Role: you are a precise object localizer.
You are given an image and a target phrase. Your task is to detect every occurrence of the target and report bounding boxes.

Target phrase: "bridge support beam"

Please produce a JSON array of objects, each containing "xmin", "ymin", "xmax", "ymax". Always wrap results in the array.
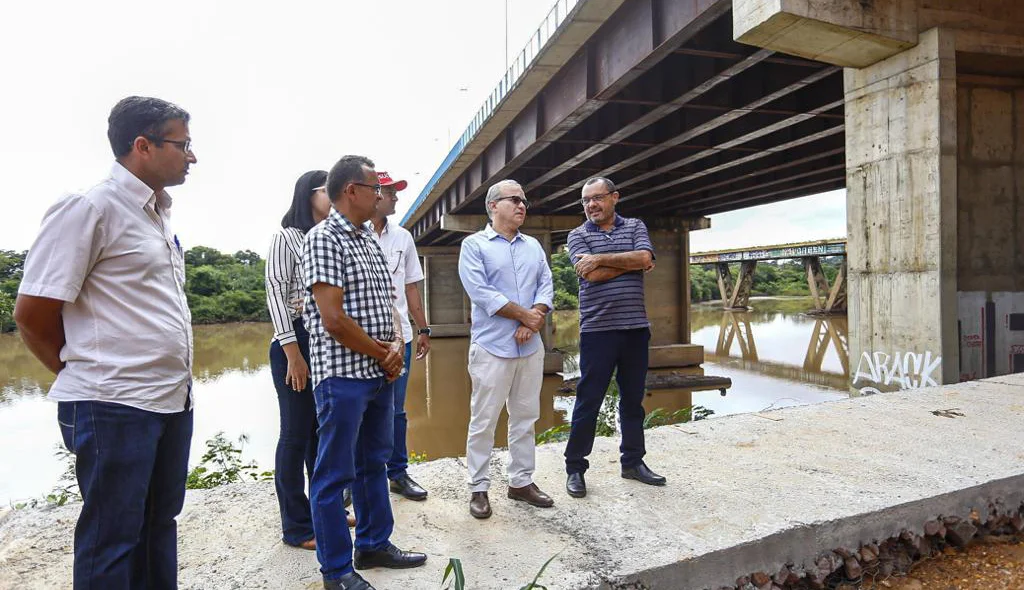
[
  {"xmin": 644, "ymin": 223, "xmax": 706, "ymax": 368},
  {"xmin": 419, "ymin": 247, "xmax": 471, "ymax": 338},
  {"xmin": 716, "ymin": 261, "xmax": 757, "ymax": 310},
  {"xmin": 736, "ymin": 0, "xmax": 1024, "ymax": 391},
  {"xmin": 803, "ymin": 257, "xmax": 847, "ymax": 314}
]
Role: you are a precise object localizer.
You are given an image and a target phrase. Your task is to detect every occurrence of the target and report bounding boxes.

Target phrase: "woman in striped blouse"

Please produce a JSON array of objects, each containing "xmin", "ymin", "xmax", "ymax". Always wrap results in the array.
[{"xmin": 266, "ymin": 169, "xmax": 331, "ymax": 550}]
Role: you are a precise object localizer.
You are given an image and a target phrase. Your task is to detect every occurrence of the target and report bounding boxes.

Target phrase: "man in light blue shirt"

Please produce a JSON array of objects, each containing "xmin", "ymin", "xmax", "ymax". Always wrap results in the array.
[{"xmin": 458, "ymin": 179, "xmax": 555, "ymax": 519}]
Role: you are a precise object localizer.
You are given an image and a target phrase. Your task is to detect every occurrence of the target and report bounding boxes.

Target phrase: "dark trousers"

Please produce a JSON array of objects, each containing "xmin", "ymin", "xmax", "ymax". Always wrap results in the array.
[
  {"xmin": 564, "ymin": 327, "xmax": 650, "ymax": 474},
  {"xmin": 269, "ymin": 318, "xmax": 318, "ymax": 546},
  {"xmin": 58, "ymin": 398, "xmax": 193, "ymax": 590},
  {"xmin": 311, "ymin": 376, "xmax": 395, "ymax": 580},
  {"xmin": 386, "ymin": 342, "xmax": 413, "ymax": 480}
]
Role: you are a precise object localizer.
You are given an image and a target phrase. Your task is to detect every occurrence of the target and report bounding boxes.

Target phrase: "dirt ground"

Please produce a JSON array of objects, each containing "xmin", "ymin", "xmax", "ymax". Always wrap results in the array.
[{"xmin": 856, "ymin": 537, "xmax": 1024, "ymax": 590}]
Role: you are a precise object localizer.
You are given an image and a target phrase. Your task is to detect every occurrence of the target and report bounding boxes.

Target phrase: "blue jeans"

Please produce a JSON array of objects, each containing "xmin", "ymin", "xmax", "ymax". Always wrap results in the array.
[
  {"xmin": 564, "ymin": 327, "xmax": 650, "ymax": 474},
  {"xmin": 58, "ymin": 399, "xmax": 193, "ymax": 590},
  {"xmin": 310, "ymin": 376, "xmax": 395, "ymax": 580},
  {"xmin": 269, "ymin": 319, "xmax": 318, "ymax": 546},
  {"xmin": 386, "ymin": 342, "xmax": 413, "ymax": 480}
]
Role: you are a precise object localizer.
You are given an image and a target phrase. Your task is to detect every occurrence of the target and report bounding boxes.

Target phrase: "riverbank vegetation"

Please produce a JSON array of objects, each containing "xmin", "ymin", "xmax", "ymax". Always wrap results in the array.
[
  {"xmin": 0, "ymin": 247, "xmax": 270, "ymax": 332},
  {"xmin": 1, "ymin": 246, "xmax": 844, "ymax": 326},
  {"xmin": 550, "ymin": 247, "xmax": 843, "ymax": 310}
]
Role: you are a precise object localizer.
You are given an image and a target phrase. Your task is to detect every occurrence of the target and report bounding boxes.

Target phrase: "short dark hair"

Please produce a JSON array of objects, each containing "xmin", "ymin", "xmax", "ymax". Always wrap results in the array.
[
  {"xmin": 281, "ymin": 170, "xmax": 328, "ymax": 233},
  {"xmin": 107, "ymin": 96, "xmax": 191, "ymax": 158},
  {"xmin": 583, "ymin": 176, "xmax": 616, "ymax": 194},
  {"xmin": 326, "ymin": 155, "xmax": 375, "ymax": 202}
]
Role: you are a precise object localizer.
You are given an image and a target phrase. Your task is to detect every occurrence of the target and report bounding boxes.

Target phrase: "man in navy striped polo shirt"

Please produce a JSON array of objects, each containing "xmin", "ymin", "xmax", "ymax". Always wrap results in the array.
[{"xmin": 563, "ymin": 177, "xmax": 667, "ymax": 498}]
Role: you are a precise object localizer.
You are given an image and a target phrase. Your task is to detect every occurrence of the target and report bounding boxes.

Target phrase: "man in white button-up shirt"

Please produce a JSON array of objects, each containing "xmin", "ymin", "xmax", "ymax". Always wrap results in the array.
[
  {"xmin": 15, "ymin": 96, "xmax": 198, "ymax": 589},
  {"xmin": 367, "ymin": 170, "xmax": 432, "ymax": 503}
]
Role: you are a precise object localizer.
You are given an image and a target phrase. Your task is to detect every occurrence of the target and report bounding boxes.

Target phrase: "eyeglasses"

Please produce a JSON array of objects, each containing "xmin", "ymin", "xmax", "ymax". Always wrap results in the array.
[
  {"xmin": 581, "ymin": 192, "xmax": 614, "ymax": 206},
  {"xmin": 352, "ymin": 182, "xmax": 383, "ymax": 195},
  {"xmin": 381, "ymin": 187, "xmax": 399, "ymax": 199},
  {"xmin": 496, "ymin": 196, "xmax": 530, "ymax": 209},
  {"xmin": 145, "ymin": 136, "xmax": 193, "ymax": 154}
]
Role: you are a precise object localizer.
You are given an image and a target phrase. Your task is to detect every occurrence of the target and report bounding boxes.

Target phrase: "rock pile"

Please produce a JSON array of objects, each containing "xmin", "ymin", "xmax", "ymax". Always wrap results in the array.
[{"xmin": 716, "ymin": 506, "xmax": 1024, "ymax": 590}]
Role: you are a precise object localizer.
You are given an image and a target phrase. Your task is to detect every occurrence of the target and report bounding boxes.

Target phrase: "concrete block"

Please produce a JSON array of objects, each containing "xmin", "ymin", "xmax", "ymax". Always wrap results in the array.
[
  {"xmin": 648, "ymin": 343, "xmax": 704, "ymax": 368},
  {"xmin": 733, "ymin": 0, "xmax": 916, "ymax": 68},
  {"xmin": 970, "ymin": 87, "xmax": 1015, "ymax": 162},
  {"xmin": 543, "ymin": 350, "xmax": 563, "ymax": 375},
  {"xmin": 429, "ymin": 323, "xmax": 471, "ymax": 338}
]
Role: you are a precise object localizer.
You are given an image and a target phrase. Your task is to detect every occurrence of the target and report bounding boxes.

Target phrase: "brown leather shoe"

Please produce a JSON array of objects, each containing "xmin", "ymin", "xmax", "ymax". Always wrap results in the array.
[
  {"xmin": 347, "ymin": 512, "xmax": 356, "ymax": 527},
  {"xmin": 507, "ymin": 483, "xmax": 554, "ymax": 508},
  {"xmin": 469, "ymin": 491, "xmax": 491, "ymax": 519}
]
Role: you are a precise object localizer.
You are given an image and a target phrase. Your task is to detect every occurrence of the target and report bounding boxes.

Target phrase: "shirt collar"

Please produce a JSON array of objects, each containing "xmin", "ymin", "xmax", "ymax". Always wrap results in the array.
[
  {"xmin": 584, "ymin": 213, "xmax": 625, "ymax": 233},
  {"xmin": 364, "ymin": 217, "xmax": 391, "ymax": 236},
  {"xmin": 110, "ymin": 162, "xmax": 163, "ymax": 210},
  {"xmin": 483, "ymin": 223, "xmax": 523, "ymax": 243},
  {"xmin": 329, "ymin": 208, "xmax": 370, "ymax": 236}
]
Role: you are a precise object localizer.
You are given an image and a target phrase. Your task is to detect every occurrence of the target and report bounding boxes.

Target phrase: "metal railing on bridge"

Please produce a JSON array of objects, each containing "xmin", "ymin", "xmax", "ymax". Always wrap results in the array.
[
  {"xmin": 689, "ymin": 238, "xmax": 848, "ymax": 313},
  {"xmin": 401, "ymin": 0, "xmax": 581, "ymax": 226},
  {"xmin": 689, "ymin": 238, "xmax": 846, "ymax": 264}
]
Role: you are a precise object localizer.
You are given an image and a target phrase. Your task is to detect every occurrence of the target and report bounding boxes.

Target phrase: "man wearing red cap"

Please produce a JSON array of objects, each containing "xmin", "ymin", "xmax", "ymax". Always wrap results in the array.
[{"xmin": 367, "ymin": 171, "xmax": 432, "ymax": 501}]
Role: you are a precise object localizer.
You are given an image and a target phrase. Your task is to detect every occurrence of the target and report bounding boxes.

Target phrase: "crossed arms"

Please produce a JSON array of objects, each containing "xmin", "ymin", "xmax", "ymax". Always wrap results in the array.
[{"xmin": 573, "ymin": 250, "xmax": 654, "ymax": 283}]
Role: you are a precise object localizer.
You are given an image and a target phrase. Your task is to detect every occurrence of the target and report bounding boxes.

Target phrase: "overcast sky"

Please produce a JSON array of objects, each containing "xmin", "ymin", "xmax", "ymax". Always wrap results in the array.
[{"xmin": 1, "ymin": 0, "xmax": 845, "ymax": 255}]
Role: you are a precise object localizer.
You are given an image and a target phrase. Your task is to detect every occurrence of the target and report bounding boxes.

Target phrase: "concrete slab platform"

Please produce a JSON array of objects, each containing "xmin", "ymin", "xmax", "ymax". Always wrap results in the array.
[{"xmin": 1, "ymin": 375, "xmax": 1023, "ymax": 589}]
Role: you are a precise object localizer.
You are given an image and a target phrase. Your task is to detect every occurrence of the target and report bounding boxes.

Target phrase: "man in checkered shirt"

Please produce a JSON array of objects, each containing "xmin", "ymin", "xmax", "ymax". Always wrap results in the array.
[{"xmin": 302, "ymin": 155, "xmax": 427, "ymax": 590}]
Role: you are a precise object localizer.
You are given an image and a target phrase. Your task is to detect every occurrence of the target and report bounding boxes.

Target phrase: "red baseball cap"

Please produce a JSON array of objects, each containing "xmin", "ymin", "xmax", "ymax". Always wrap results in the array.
[{"xmin": 377, "ymin": 171, "xmax": 408, "ymax": 191}]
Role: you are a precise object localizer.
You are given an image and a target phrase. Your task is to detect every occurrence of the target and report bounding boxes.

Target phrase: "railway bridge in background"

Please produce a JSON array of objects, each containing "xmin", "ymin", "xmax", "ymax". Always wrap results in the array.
[
  {"xmin": 690, "ymin": 238, "xmax": 847, "ymax": 312},
  {"xmin": 401, "ymin": 0, "xmax": 1024, "ymax": 390}
]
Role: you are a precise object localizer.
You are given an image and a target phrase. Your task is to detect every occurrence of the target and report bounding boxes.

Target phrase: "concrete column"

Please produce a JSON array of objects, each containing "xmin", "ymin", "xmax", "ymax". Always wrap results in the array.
[
  {"xmin": 845, "ymin": 28, "xmax": 960, "ymax": 391},
  {"xmin": 735, "ymin": 1, "xmax": 1024, "ymax": 391},
  {"xmin": 419, "ymin": 246, "xmax": 470, "ymax": 338},
  {"xmin": 642, "ymin": 218, "xmax": 709, "ymax": 368},
  {"xmin": 520, "ymin": 228, "xmax": 564, "ymax": 374}
]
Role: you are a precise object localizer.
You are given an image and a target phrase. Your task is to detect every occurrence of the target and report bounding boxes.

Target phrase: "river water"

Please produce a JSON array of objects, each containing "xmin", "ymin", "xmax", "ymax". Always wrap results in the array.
[{"xmin": 0, "ymin": 297, "xmax": 849, "ymax": 505}]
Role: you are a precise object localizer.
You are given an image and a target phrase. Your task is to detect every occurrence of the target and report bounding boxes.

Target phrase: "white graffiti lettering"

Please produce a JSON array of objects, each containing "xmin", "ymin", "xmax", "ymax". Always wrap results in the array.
[{"xmin": 852, "ymin": 350, "xmax": 942, "ymax": 393}]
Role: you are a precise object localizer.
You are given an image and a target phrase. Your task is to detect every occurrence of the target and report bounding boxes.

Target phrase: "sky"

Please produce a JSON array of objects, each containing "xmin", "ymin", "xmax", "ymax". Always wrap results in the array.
[{"xmin": 0, "ymin": 0, "xmax": 845, "ymax": 255}]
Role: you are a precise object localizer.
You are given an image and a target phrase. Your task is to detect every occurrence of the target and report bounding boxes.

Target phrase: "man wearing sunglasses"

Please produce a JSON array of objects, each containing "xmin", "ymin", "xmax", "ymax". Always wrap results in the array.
[
  {"xmin": 366, "ymin": 170, "xmax": 431, "ymax": 502},
  {"xmin": 15, "ymin": 96, "xmax": 197, "ymax": 588},
  {"xmin": 563, "ymin": 176, "xmax": 665, "ymax": 499},
  {"xmin": 458, "ymin": 179, "xmax": 555, "ymax": 519}
]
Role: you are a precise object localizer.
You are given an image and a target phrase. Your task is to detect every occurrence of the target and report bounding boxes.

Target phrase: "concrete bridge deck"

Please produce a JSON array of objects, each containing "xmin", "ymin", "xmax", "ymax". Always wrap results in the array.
[{"xmin": 3, "ymin": 374, "xmax": 1023, "ymax": 589}]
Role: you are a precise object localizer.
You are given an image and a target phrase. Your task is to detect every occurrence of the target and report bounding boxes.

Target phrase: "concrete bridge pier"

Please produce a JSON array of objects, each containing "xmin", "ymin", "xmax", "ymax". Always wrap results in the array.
[
  {"xmin": 716, "ymin": 260, "xmax": 757, "ymax": 310},
  {"xmin": 735, "ymin": 0, "xmax": 1024, "ymax": 391},
  {"xmin": 641, "ymin": 217, "xmax": 711, "ymax": 368},
  {"xmin": 418, "ymin": 246, "xmax": 471, "ymax": 338},
  {"xmin": 803, "ymin": 256, "xmax": 847, "ymax": 314}
]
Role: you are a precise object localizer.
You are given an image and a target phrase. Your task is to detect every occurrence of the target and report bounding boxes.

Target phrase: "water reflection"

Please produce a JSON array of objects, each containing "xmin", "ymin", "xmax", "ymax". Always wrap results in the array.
[
  {"xmin": 0, "ymin": 332, "xmax": 57, "ymax": 402},
  {"xmin": 692, "ymin": 298, "xmax": 850, "ymax": 391},
  {"xmin": 192, "ymin": 323, "xmax": 274, "ymax": 382}
]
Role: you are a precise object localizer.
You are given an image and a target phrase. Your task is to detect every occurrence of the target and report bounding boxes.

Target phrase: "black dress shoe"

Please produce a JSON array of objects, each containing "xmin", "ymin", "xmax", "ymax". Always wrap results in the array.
[
  {"xmin": 353, "ymin": 543, "xmax": 428, "ymax": 570},
  {"xmin": 324, "ymin": 571, "xmax": 375, "ymax": 590},
  {"xmin": 389, "ymin": 474, "xmax": 428, "ymax": 501},
  {"xmin": 621, "ymin": 462, "xmax": 667, "ymax": 486},
  {"xmin": 566, "ymin": 472, "xmax": 587, "ymax": 498}
]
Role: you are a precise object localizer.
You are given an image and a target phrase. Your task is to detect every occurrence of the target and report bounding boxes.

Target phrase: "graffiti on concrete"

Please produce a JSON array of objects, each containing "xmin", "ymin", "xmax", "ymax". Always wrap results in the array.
[{"xmin": 852, "ymin": 350, "xmax": 942, "ymax": 395}]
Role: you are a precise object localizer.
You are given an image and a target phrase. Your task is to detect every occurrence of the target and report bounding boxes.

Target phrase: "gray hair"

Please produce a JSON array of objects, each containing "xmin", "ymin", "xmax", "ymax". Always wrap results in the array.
[
  {"xmin": 484, "ymin": 179, "xmax": 523, "ymax": 219},
  {"xmin": 582, "ymin": 176, "xmax": 616, "ymax": 195}
]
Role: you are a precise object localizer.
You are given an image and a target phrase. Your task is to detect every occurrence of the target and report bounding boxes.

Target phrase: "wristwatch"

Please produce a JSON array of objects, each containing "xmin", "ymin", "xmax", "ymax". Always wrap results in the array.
[{"xmin": 417, "ymin": 327, "xmax": 432, "ymax": 336}]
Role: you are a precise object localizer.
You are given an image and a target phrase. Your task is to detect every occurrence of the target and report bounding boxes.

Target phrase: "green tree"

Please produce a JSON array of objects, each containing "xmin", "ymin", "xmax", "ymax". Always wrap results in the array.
[
  {"xmin": 233, "ymin": 250, "xmax": 261, "ymax": 266},
  {"xmin": 187, "ymin": 266, "xmax": 228, "ymax": 297},
  {"xmin": 0, "ymin": 291, "xmax": 14, "ymax": 333},
  {"xmin": 550, "ymin": 248, "xmax": 579, "ymax": 310},
  {"xmin": 184, "ymin": 246, "xmax": 231, "ymax": 267}
]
